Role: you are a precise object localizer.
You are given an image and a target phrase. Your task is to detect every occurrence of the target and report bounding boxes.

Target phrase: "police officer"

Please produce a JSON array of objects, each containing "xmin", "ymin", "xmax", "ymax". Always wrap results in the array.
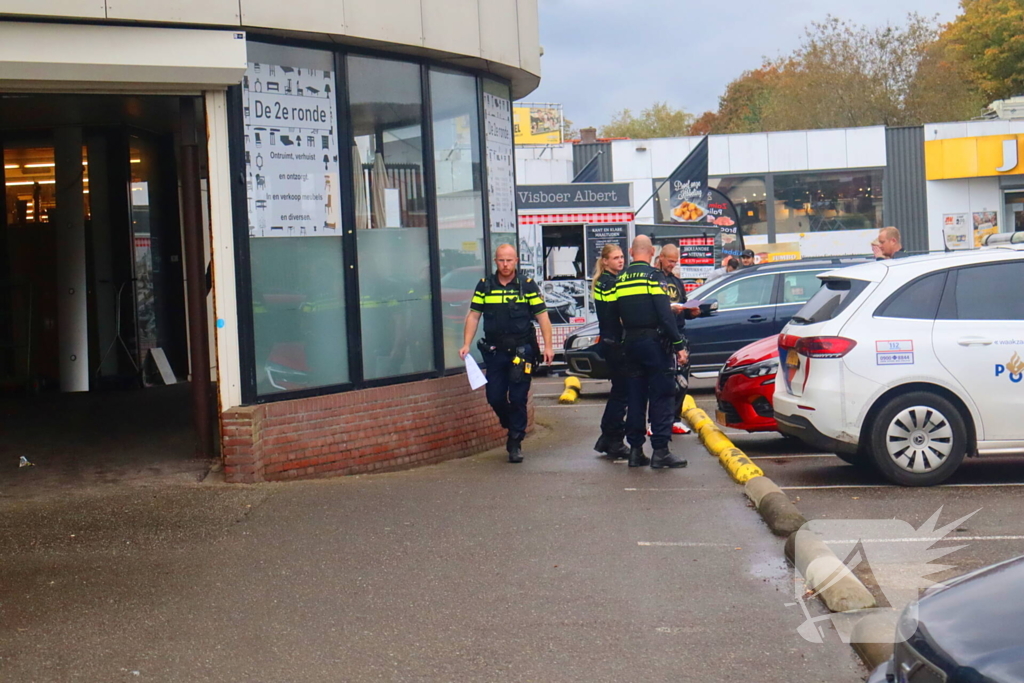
[
  {"xmin": 610, "ymin": 235, "xmax": 689, "ymax": 469},
  {"xmin": 591, "ymin": 243, "xmax": 629, "ymax": 459},
  {"xmin": 460, "ymin": 244, "xmax": 554, "ymax": 463},
  {"xmin": 654, "ymin": 244, "xmax": 694, "ymax": 436}
]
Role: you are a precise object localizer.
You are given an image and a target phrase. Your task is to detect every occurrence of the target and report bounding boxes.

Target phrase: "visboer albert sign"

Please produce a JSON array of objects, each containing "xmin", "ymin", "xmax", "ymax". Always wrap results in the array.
[{"xmin": 517, "ymin": 183, "xmax": 633, "ymax": 211}]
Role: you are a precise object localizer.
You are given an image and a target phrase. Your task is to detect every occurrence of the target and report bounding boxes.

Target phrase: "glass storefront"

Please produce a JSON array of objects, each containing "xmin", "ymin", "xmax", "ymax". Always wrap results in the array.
[
  {"xmin": 235, "ymin": 40, "xmax": 515, "ymax": 401},
  {"xmin": 773, "ymin": 170, "xmax": 883, "ymax": 234},
  {"xmin": 653, "ymin": 169, "xmax": 883, "ymax": 238}
]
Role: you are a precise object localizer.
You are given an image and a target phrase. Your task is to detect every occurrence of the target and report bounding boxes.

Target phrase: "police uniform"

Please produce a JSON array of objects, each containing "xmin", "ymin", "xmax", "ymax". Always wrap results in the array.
[
  {"xmin": 593, "ymin": 271, "xmax": 629, "ymax": 458},
  {"xmin": 470, "ymin": 272, "xmax": 546, "ymax": 462},
  {"xmin": 610, "ymin": 260, "xmax": 688, "ymax": 468},
  {"xmin": 654, "ymin": 268, "xmax": 692, "ymax": 432}
]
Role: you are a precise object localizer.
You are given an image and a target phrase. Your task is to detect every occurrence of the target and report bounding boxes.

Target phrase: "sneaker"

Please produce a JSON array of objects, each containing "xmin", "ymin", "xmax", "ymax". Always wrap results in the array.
[{"xmin": 672, "ymin": 421, "xmax": 692, "ymax": 435}]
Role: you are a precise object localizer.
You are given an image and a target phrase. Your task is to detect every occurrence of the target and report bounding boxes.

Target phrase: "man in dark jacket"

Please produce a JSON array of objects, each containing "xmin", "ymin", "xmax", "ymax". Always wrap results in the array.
[{"xmin": 654, "ymin": 244, "xmax": 695, "ymax": 436}]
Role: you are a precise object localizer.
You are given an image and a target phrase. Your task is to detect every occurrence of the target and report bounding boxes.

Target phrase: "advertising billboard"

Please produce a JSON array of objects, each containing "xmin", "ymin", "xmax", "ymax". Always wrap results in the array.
[{"xmin": 513, "ymin": 104, "xmax": 563, "ymax": 145}]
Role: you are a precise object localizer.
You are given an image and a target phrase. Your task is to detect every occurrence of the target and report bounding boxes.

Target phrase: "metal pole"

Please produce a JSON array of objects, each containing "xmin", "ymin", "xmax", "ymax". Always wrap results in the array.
[{"xmin": 179, "ymin": 97, "xmax": 214, "ymax": 458}]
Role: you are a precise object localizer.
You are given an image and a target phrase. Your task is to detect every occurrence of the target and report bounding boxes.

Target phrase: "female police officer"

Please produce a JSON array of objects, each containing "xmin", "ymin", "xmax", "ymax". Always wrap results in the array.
[
  {"xmin": 460, "ymin": 244, "xmax": 554, "ymax": 463},
  {"xmin": 591, "ymin": 244, "xmax": 630, "ymax": 459}
]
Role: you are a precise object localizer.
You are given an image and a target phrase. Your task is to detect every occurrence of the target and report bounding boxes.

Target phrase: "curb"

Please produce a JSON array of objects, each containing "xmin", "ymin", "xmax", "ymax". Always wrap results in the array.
[
  {"xmin": 559, "ymin": 376, "xmax": 581, "ymax": 404},
  {"xmin": 784, "ymin": 528, "xmax": 877, "ymax": 613},
  {"xmin": 744, "ymin": 476, "xmax": 807, "ymax": 537},
  {"xmin": 679, "ymin": 397, "xmax": 763, "ymax": 483},
  {"xmin": 679, "ymin": 399, "xmax": 890, "ymax": 670},
  {"xmin": 849, "ymin": 610, "xmax": 900, "ymax": 670}
]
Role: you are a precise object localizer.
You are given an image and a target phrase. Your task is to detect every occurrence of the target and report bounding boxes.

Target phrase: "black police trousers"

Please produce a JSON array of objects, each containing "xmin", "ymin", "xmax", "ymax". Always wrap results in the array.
[
  {"xmin": 624, "ymin": 336, "xmax": 675, "ymax": 450},
  {"xmin": 599, "ymin": 341, "xmax": 628, "ymax": 441},
  {"xmin": 483, "ymin": 348, "xmax": 532, "ymax": 443}
]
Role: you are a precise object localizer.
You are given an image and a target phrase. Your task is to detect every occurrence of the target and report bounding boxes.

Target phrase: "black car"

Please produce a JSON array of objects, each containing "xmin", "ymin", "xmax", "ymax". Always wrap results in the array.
[
  {"xmin": 868, "ymin": 554, "xmax": 1024, "ymax": 683},
  {"xmin": 563, "ymin": 257, "xmax": 871, "ymax": 378}
]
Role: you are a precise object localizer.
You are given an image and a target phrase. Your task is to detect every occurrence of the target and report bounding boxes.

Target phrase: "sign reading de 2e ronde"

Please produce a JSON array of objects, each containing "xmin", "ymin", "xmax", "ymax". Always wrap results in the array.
[{"xmin": 517, "ymin": 183, "xmax": 633, "ymax": 211}]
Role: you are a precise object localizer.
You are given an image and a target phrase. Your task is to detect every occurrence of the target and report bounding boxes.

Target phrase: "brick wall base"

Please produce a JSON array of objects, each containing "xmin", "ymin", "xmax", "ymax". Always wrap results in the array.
[{"xmin": 221, "ymin": 374, "xmax": 534, "ymax": 483}]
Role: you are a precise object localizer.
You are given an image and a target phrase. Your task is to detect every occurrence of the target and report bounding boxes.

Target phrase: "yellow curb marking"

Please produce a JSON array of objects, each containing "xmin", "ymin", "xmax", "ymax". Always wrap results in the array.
[{"xmin": 681, "ymin": 405, "xmax": 764, "ymax": 484}]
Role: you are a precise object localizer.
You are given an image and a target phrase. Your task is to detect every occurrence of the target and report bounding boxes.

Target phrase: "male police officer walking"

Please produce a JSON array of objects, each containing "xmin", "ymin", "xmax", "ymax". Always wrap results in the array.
[
  {"xmin": 460, "ymin": 244, "xmax": 554, "ymax": 463},
  {"xmin": 610, "ymin": 236, "xmax": 689, "ymax": 469}
]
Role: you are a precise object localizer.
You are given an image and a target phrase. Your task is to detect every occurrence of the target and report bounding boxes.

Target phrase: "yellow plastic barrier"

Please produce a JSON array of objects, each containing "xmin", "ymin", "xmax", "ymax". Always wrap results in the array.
[
  {"xmin": 559, "ymin": 376, "xmax": 582, "ymax": 404},
  {"xmin": 679, "ymin": 406, "xmax": 765, "ymax": 484}
]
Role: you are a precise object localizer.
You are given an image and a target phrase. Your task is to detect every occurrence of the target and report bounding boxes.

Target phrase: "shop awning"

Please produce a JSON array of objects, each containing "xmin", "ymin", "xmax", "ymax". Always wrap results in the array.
[{"xmin": 0, "ymin": 21, "xmax": 247, "ymax": 93}]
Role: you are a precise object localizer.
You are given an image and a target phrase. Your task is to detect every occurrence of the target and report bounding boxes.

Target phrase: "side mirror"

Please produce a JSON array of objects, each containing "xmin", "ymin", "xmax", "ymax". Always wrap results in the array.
[{"xmin": 699, "ymin": 299, "xmax": 719, "ymax": 317}]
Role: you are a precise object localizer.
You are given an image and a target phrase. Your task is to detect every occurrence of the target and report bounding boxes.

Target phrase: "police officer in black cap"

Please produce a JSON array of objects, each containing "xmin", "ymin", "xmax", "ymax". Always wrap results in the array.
[
  {"xmin": 610, "ymin": 235, "xmax": 689, "ymax": 469},
  {"xmin": 460, "ymin": 244, "xmax": 554, "ymax": 463}
]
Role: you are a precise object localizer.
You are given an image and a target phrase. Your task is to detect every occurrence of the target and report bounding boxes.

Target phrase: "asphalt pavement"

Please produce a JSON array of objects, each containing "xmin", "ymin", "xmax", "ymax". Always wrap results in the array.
[
  {"xmin": 685, "ymin": 378, "xmax": 1024, "ymax": 590},
  {"xmin": 0, "ymin": 375, "xmax": 867, "ymax": 682}
]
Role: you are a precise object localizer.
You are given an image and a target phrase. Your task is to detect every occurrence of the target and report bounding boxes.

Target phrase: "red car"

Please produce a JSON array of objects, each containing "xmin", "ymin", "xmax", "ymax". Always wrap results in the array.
[{"xmin": 714, "ymin": 334, "xmax": 780, "ymax": 433}]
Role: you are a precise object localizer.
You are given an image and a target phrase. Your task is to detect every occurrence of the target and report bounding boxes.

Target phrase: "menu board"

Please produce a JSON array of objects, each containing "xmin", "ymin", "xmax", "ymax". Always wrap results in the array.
[
  {"xmin": 484, "ymin": 91, "xmax": 516, "ymax": 234},
  {"xmin": 585, "ymin": 224, "xmax": 628, "ymax": 269},
  {"xmin": 677, "ymin": 236, "xmax": 716, "ymax": 280},
  {"xmin": 242, "ymin": 58, "xmax": 341, "ymax": 238}
]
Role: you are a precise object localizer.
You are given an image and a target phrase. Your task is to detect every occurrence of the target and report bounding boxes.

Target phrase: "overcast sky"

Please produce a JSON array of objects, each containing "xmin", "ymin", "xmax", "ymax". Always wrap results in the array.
[{"xmin": 526, "ymin": 0, "xmax": 963, "ymax": 129}]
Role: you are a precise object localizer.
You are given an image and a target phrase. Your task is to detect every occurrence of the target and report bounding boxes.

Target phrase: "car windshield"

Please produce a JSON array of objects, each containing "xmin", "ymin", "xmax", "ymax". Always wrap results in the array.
[{"xmin": 790, "ymin": 277, "xmax": 869, "ymax": 324}]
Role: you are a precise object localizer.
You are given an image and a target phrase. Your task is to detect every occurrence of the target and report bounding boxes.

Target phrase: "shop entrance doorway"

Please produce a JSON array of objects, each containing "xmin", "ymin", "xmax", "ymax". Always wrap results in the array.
[{"xmin": 0, "ymin": 95, "xmax": 212, "ymax": 491}]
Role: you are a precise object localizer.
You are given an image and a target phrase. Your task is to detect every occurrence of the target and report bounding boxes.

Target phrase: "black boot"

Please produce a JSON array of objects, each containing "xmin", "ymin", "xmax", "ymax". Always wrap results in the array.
[
  {"xmin": 650, "ymin": 447, "xmax": 687, "ymax": 469},
  {"xmin": 605, "ymin": 440, "xmax": 630, "ymax": 459},
  {"xmin": 507, "ymin": 437, "xmax": 523, "ymax": 464},
  {"xmin": 628, "ymin": 446, "xmax": 650, "ymax": 468},
  {"xmin": 594, "ymin": 434, "xmax": 610, "ymax": 454}
]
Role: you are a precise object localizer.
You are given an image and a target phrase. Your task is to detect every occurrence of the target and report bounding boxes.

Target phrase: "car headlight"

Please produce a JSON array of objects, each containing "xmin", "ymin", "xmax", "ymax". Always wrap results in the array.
[
  {"xmin": 570, "ymin": 334, "xmax": 600, "ymax": 349},
  {"xmin": 741, "ymin": 359, "xmax": 779, "ymax": 378}
]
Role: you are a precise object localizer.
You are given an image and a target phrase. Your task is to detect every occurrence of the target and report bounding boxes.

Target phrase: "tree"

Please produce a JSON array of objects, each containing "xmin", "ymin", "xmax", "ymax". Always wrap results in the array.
[
  {"xmin": 708, "ymin": 63, "xmax": 784, "ymax": 133},
  {"xmin": 944, "ymin": 0, "xmax": 1024, "ymax": 101},
  {"xmin": 561, "ymin": 116, "xmax": 579, "ymax": 141},
  {"xmin": 701, "ymin": 13, "xmax": 982, "ymax": 133},
  {"xmin": 600, "ymin": 102, "xmax": 695, "ymax": 139}
]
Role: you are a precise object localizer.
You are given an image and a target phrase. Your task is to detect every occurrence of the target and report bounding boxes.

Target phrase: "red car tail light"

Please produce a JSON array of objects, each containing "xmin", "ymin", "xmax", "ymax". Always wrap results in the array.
[{"xmin": 794, "ymin": 336, "xmax": 857, "ymax": 359}]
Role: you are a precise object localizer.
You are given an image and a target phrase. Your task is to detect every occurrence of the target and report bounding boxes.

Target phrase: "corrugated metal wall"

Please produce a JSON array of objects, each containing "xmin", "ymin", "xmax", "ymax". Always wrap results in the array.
[
  {"xmin": 572, "ymin": 142, "xmax": 613, "ymax": 182},
  {"xmin": 883, "ymin": 126, "xmax": 929, "ymax": 254}
]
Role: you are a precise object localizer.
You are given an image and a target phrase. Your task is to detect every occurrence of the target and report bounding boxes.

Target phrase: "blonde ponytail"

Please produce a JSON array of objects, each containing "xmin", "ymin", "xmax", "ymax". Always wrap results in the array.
[{"xmin": 592, "ymin": 244, "xmax": 624, "ymax": 293}]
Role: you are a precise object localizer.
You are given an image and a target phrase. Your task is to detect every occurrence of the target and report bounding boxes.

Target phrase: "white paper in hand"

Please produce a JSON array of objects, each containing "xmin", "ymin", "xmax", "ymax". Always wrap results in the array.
[{"xmin": 465, "ymin": 354, "xmax": 487, "ymax": 390}]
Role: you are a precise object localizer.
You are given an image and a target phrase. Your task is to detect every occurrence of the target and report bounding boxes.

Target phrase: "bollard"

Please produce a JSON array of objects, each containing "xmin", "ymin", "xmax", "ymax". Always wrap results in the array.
[{"xmin": 559, "ymin": 376, "xmax": 582, "ymax": 404}]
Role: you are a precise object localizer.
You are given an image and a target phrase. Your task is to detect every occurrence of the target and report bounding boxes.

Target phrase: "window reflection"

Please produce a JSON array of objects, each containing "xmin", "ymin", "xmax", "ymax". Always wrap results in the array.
[
  {"xmin": 774, "ymin": 170, "xmax": 883, "ymax": 234},
  {"xmin": 654, "ymin": 175, "xmax": 767, "ymax": 236},
  {"xmin": 348, "ymin": 55, "xmax": 434, "ymax": 380},
  {"xmin": 430, "ymin": 68, "xmax": 486, "ymax": 369}
]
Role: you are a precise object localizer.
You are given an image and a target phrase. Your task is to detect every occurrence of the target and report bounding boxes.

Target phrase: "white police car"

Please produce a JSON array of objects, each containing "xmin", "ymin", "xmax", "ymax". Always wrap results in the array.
[{"xmin": 774, "ymin": 235, "xmax": 1024, "ymax": 486}]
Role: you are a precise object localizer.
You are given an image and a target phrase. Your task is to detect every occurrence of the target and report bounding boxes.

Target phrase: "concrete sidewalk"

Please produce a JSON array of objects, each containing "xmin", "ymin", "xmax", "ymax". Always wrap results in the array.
[{"xmin": 0, "ymin": 397, "xmax": 864, "ymax": 682}]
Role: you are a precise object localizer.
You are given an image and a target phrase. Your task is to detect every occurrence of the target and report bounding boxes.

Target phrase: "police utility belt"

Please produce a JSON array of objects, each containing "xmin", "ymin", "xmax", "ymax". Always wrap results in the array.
[{"xmin": 477, "ymin": 334, "xmax": 534, "ymax": 382}]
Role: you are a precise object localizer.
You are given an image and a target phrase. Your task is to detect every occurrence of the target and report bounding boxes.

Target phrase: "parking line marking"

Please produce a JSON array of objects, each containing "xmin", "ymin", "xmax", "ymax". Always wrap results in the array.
[
  {"xmin": 746, "ymin": 454, "xmax": 838, "ymax": 460},
  {"xmin": 821, "ymin": 535, "xmax": 1024, "ymax": 544},
  {"xmin": 624, "ymin": 488, "xmax": 726, "ymax": 492},
  {"xmin": 638, "ymin": 541, "xmax": 736, "ymax": 547},
  {"xmin": 780, "ymin": 483, "xmax": 1024, "ymax": 490}
]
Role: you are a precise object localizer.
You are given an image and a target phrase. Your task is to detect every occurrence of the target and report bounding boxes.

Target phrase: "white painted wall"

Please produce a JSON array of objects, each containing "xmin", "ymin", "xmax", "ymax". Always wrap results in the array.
[
  {"xmin": 925, "ymin": 177, "xmax": 1003, "ymax": 252},
  {"xmin": 514, "ymin": 144, "xmax": 573, "ymax": 185},
  {"xmin": 0, "ymin": 0, "xmax": 541, "ymax": 96},
  {"xmin": 923, "ymin": 119, "xmax": 1024, "ymax": 141}
]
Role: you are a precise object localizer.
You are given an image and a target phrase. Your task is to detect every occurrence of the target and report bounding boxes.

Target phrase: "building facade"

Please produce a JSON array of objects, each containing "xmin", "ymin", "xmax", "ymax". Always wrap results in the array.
[{"xmin": 0, "ymin": 1, "xmax": 541, "ymax": 482}]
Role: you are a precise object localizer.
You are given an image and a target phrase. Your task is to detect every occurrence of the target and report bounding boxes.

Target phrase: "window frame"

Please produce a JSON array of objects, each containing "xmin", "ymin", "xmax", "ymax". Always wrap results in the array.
[
  {"xmin": 874, "ymin": 271, "xmax": 948, "ymax": 321},
  {"xmin": 229, "ymin": 36, "xmax": 516, "ymax": 405},
  {"xmin": 706, "ymin": 272, "xmax": 777, "ymax": 312}
]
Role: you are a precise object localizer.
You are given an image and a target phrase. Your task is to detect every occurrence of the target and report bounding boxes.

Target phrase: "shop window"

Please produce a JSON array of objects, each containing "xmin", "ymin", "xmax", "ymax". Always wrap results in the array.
[
  {"xmin": 348, "ymin": 55, "xmax": 434, "ymax": 380},
  {"xmin": 773, "ymin": 170, "xmax": 883, "ymax": 234},
  {"xmin": 653, "ymin": 175, "xmax": 768, "ymax": 236},
  {"xmin": 242, "ymin": 42, "xmax": 348, "ymax": 395},
  {"xmin": 540, "ymin": 225, "xmax": 587, "ymax": 325},
  {"xmin": 430, "ymin": 69, "xmax": 486, "ymax": 370}
]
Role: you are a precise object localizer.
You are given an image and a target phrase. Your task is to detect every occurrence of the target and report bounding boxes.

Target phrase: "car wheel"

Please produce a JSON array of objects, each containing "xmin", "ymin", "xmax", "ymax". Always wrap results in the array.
[{"xmin": 868, "ymin": 391, "xmax": 967, "ymax": 486}]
